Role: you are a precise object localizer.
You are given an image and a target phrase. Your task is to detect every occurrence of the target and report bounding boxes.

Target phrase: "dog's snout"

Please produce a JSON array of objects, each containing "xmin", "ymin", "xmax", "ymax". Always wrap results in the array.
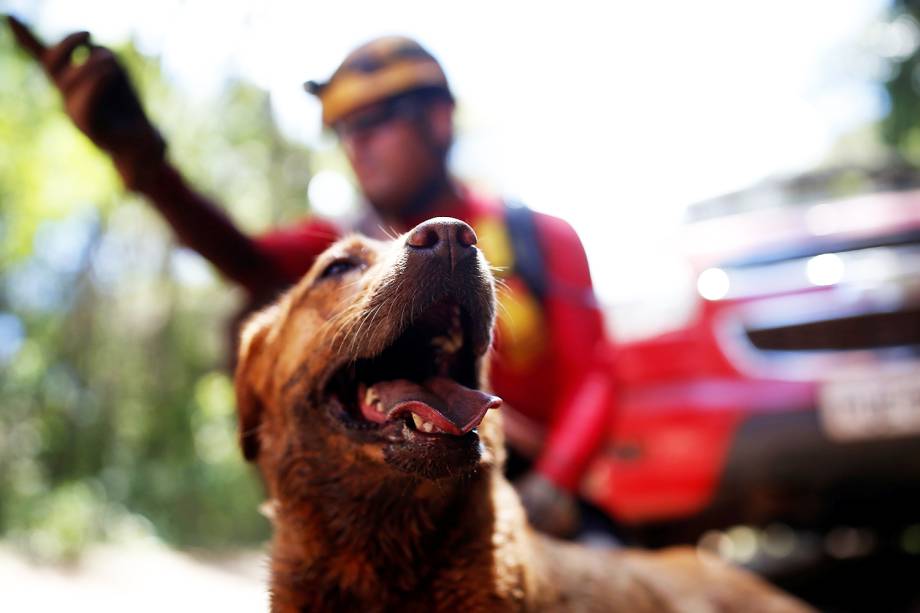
[{"xmin": 406, "ymin": 217, "xmax": 478, "ymax": 270}]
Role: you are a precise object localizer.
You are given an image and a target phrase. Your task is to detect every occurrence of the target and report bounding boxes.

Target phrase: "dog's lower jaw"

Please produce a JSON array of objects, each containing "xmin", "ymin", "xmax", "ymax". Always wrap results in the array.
[
  {"xmin": 380, "ymin": 431, "xmax": 485, "ymax": 479},
  {"xmin": 266, "ymin": 468, "xmax": 536, "ymax": 613}
]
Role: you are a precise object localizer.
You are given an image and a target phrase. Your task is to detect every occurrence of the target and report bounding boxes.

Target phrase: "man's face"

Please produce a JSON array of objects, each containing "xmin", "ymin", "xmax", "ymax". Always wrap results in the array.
[{"xmin": 335, "ymin": 97, "xmax": 449, "ymax": 220}]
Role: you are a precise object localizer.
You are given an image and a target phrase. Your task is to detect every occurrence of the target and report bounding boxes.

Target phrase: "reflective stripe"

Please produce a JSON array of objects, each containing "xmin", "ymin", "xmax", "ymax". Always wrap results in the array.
[{"xmin": 474, "ymin": 217, "xmax": 547, "ymax": 369}]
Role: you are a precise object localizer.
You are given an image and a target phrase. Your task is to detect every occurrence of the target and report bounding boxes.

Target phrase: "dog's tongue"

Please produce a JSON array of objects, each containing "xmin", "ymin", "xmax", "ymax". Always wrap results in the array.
[{"xmin": 361, "ymin": 377, "xmax": 501, "ymax": 435}]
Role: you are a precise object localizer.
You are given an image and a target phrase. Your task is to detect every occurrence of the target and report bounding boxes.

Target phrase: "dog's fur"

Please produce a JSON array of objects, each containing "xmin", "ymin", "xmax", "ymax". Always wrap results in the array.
[{"xmin": 234, "ymin": 219, "xmax": 811, "ymax": 612}]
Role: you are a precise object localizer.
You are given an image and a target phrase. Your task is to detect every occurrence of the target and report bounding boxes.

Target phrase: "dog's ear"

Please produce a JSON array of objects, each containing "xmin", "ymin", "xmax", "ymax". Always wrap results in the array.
[{"xmin": 234, "ymin": 305, "xmax": 278, "ymax": 462}]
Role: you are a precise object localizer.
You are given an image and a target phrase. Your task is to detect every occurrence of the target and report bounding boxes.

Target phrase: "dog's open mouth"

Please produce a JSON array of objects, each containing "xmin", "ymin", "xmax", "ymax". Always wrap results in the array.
[{"xmin": 325, "ymin": 298, "xmax": 501, "ymax": 438}]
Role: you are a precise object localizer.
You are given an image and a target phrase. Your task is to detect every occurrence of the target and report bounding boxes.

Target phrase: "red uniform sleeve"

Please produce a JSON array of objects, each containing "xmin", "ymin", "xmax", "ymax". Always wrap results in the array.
[
  {"xmin": 531, "ymin": 214, "xmax": 616, "ymax": 492},
  {"xmin": 254, "ymin": 218, "xmax": 342, "ymax": 285}
]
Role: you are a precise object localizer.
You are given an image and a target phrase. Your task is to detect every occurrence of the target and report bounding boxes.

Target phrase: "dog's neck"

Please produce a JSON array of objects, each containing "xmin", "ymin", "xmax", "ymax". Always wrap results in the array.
[{"xmin": 267, "ymin": 462, "xmax": 502, "ymax": 611}]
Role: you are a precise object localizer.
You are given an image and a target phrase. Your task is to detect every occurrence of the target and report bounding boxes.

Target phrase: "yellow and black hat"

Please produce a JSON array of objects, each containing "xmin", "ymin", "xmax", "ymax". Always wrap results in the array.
[{"xmin": 305, "ymin": 36, "xmax": 452, "ymax": 126}]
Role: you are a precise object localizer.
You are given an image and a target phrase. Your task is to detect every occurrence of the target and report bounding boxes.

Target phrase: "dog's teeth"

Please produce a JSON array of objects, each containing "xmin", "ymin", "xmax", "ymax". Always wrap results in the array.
[
  {"xmin": 411, "ymin": 413, "xmax": 434, "ymax": 432},
  {"xmin": 364, "ymin": 387, "xmax": 379, "ymax": 407}
]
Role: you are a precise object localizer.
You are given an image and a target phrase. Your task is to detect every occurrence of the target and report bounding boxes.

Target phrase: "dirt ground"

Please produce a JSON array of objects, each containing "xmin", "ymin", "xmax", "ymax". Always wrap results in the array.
[
  {"xmin": 0, "ymin": 543, "xmax": 269, "ymax": 611},
  {"xmin": 5, "ymin": 540, "xmax": 918, "ymax": 612}
]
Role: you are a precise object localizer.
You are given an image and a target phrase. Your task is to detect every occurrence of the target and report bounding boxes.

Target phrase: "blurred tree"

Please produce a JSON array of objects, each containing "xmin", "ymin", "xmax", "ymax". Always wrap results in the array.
[
  {"xmin": 0, "ymin": 24, "xmax": 319, "ymax": 559},
  {"xmin": 882, "ymin": 0, "xmax": 920, "ymax": 162},
  {"xmin": 780, "ymin": 1, "xmax": 920, "ymax": 200}
]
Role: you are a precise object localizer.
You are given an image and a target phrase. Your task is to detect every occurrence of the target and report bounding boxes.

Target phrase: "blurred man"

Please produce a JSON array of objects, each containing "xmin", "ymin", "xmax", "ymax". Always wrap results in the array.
[{"xmin": 10, "ymin": 18, "xmax": 616, "ymax": 537}]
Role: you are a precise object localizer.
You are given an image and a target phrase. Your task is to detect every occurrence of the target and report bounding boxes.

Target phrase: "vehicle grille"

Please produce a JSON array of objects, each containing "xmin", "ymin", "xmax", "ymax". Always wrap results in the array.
[{"xmin": 746, "ymin": 307, "xmax": 920, "ymax": 351}]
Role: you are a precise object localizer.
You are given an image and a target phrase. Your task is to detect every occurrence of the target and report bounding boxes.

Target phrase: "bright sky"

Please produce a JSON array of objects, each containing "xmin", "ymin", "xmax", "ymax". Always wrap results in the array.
[{"xmin": 5, "ymin": 0, "xmax": 892, "ymax": 305}]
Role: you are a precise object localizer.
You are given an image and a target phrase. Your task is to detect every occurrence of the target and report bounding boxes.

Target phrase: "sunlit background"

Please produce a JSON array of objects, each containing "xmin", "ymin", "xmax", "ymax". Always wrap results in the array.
[
  {"xmin": 2, "ymin": 0, "xmax": 919, "ymax": 609},
  {"xmin": 5, "ymin": 0, "xmax": 903, "ymax": 303}
]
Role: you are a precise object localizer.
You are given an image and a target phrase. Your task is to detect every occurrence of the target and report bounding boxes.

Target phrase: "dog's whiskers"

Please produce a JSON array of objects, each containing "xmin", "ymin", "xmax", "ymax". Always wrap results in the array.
[{"xmin": 378, "ymin": 224, "xmax": 402, "ymax": 241}]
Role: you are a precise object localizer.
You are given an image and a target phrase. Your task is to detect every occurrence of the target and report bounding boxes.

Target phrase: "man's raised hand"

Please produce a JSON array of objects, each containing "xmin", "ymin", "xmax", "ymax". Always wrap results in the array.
[{"xmin": 7, "ymin": 15, "xmax": 165, "ymax": 186}]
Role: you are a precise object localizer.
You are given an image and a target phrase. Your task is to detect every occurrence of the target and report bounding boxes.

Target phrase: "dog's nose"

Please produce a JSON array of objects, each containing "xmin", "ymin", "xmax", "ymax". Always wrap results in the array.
[{"xmin": 406, "ymin": 217, "xmax": 478, "ymax": 270}]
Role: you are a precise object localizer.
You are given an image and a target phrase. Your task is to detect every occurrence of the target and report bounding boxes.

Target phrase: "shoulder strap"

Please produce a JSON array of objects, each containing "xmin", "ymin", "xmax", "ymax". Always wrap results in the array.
[{"xmin": 504, "ymin": 200, "xmax": 548, "ymax": 304}]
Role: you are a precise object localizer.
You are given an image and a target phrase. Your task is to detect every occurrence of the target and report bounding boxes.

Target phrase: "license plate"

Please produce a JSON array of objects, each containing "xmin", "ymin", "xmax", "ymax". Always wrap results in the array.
[{"xmin": 819, "ymin": 366, "xmax": 920, "ymax": 442}]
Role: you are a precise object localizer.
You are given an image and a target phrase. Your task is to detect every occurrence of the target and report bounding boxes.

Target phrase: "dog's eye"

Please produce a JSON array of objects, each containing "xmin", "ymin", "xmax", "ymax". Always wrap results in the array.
[{"xmin": 319, "ymin": 258, "xmax": 359, "ymax": 279}]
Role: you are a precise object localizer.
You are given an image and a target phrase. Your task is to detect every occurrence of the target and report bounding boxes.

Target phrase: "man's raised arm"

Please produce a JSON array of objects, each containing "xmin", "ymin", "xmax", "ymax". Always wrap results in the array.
[{"xmin": 7, "ymin": 16, "xmax": 287, "ymax": 299}]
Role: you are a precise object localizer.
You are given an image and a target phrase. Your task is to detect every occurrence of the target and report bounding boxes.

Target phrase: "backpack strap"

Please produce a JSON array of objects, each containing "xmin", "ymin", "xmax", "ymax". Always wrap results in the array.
[{"xmin": 504, "ymin": 200, "xmax": 548, "ymax": 304}]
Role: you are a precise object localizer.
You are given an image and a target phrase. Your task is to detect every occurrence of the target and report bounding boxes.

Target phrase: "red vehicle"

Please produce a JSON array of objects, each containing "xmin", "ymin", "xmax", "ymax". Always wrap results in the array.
[{"xmin": 582, "ymin": 170, "xmax": 920, "ymax": 554}]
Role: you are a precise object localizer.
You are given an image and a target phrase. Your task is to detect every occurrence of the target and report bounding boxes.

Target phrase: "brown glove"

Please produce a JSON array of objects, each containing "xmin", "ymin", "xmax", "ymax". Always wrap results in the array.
[
  {"xmin": 515, "ymin": 471, "xmax": 581, "ymax": 539},
  {"xmin": 7, "ymin": 15, "xmax": 166, "ymax": 189}
]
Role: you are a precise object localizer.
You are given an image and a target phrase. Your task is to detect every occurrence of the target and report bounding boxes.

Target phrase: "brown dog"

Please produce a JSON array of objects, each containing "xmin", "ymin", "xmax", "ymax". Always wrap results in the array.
[{"xmin": 234, "ymin": 217, "xmax": 812, "ymax": 612}]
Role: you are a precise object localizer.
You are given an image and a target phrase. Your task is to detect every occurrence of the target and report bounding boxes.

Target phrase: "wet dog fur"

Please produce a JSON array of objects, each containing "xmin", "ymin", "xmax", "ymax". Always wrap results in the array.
[{"xmin": 234, "ymin": 218, "xmax": 812, "ymax": 612}]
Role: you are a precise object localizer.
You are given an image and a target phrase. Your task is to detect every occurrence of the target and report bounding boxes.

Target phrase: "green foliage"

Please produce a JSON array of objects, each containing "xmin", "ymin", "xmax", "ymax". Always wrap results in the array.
[
  {"xmin": 0, "ymin": 26, "xmax": 318, "ymax": 558},
  {"xmin": 882, "ymin": 0, "xmax": 920, "ymax": 163}
]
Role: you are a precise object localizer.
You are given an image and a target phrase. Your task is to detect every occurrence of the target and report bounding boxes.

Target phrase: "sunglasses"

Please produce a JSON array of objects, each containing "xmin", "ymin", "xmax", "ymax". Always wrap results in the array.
[{"xmin": 334, "ymin": 97, "xmax": 422, "ymax": 140}]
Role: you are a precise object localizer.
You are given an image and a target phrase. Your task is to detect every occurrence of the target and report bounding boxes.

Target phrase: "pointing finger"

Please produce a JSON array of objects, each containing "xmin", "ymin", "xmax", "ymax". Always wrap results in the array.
[{"xmin": 6, "ymin": 14, "xmax": 47, "ymax": 59}]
